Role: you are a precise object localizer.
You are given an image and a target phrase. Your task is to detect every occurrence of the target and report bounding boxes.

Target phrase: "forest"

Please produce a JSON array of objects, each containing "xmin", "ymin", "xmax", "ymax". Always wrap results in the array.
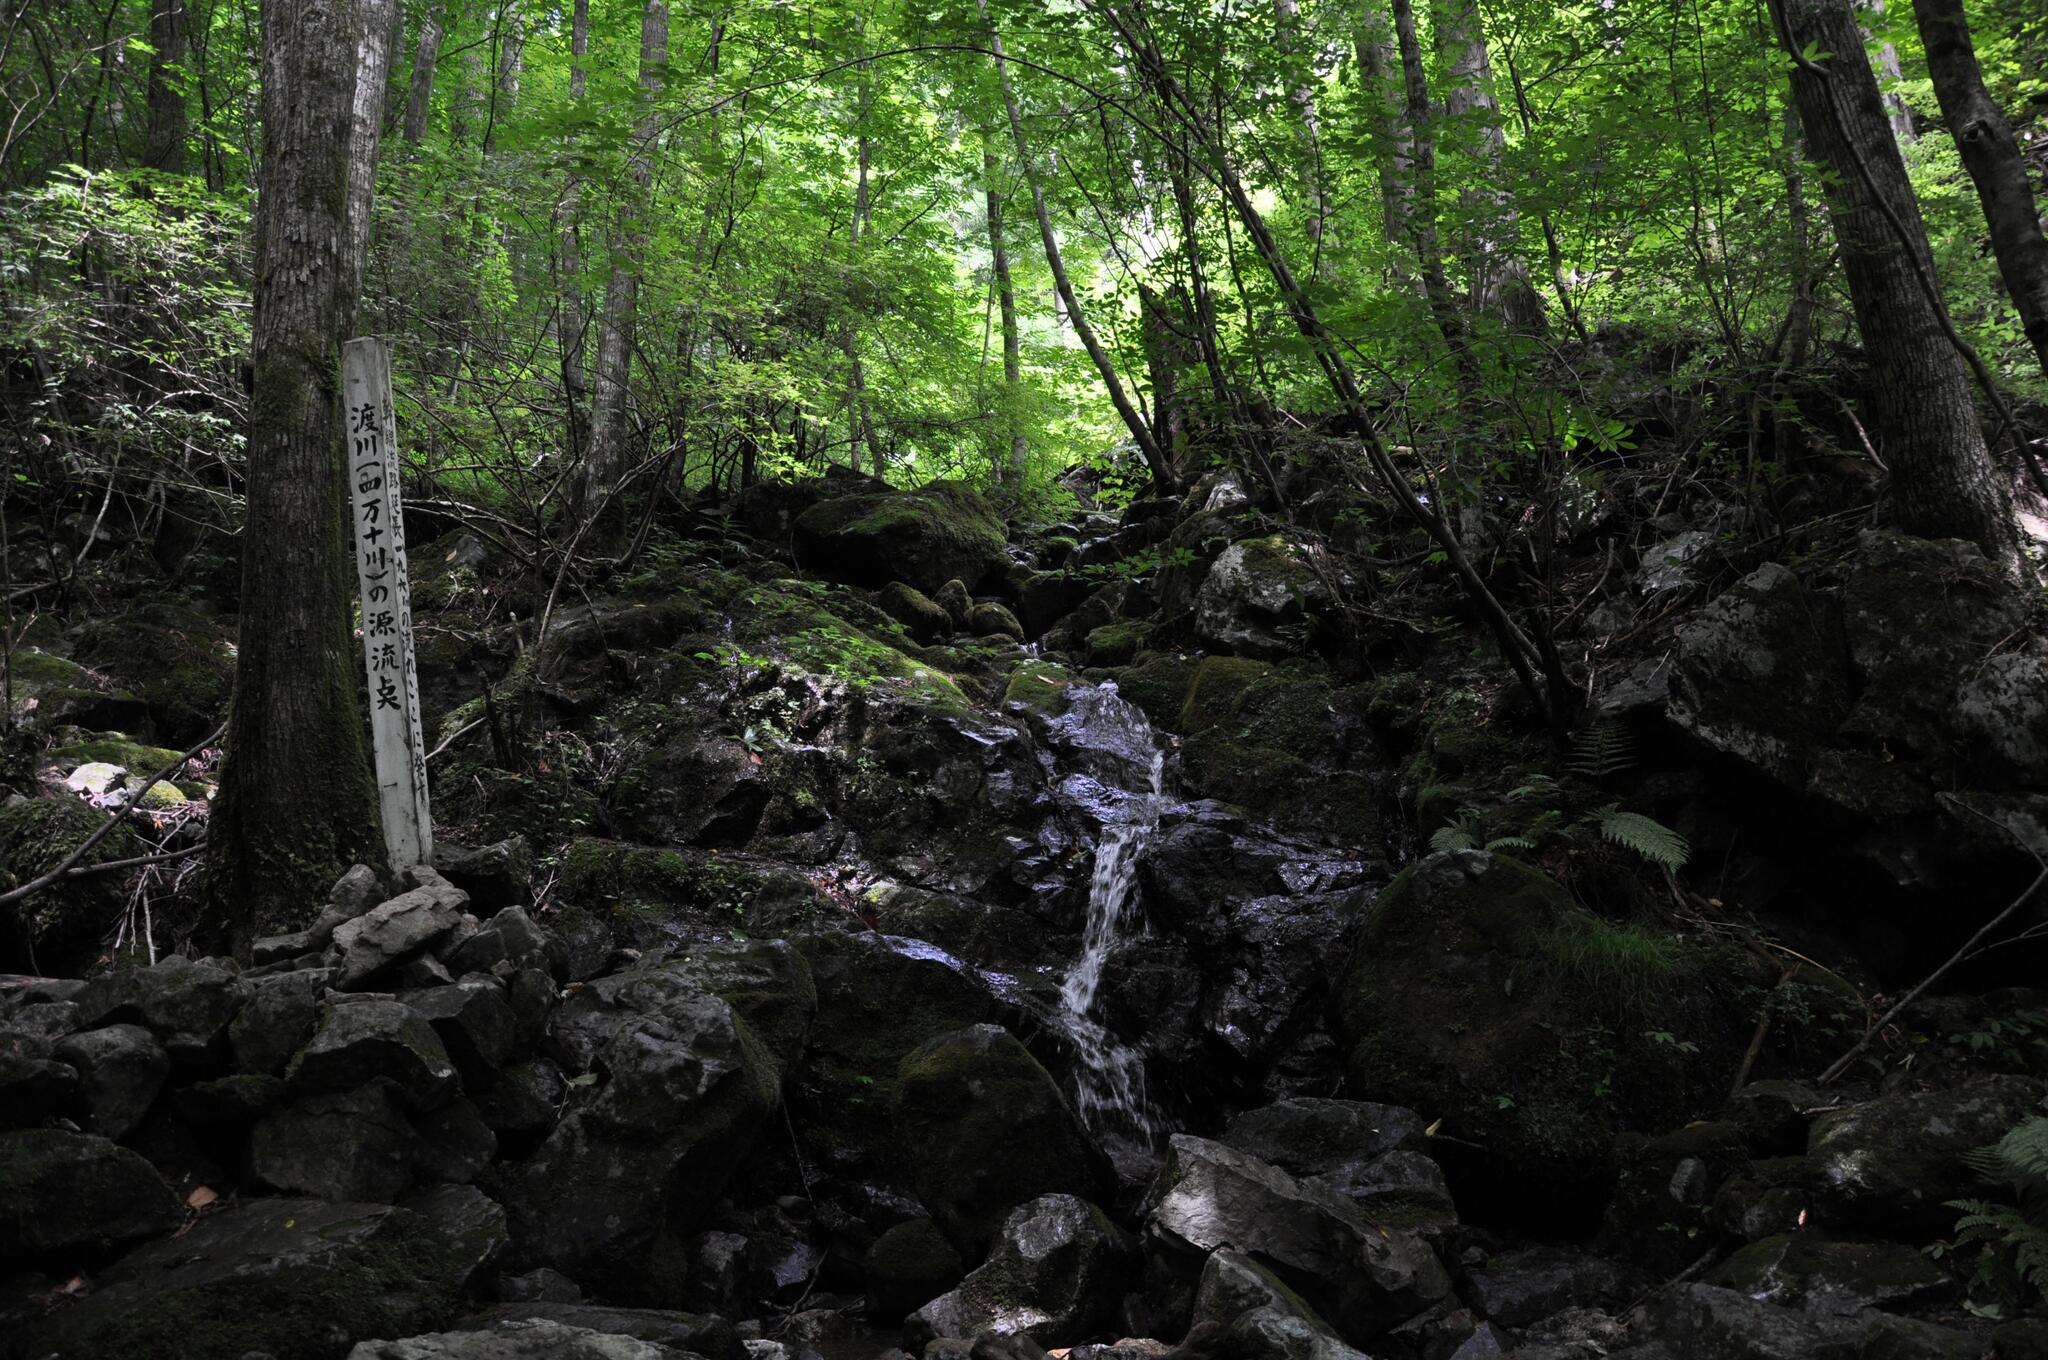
[{"xmin": 4, "ymin": 0, "xmax": 2048, "ymax": 1356}]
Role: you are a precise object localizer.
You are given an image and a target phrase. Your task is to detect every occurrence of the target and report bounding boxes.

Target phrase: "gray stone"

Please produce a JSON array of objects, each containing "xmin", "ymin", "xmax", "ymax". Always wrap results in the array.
[
  {"xmin": 252, "ymin": 1081, "xmax": 419, "ymax": 1202},
  {"xmin": 0, "ymin": 1128, "xmax": 180, "ymax": 1268},
  {"xmin": 333, "ymin": 881, "xmax": 469, "ymax": 989},
  {"xmin": 54, "ymin": 1022, "xmax": 168, "ymax": 1139},
  {"xmin": 1463, "ymin": 1245, "xmax": 1635, "ymax": 1327},
  {"xmin": 1193, "ymin": 536, "xmax": 1336, "ymax": 660},
  {"xmin": 287, "ymin": 997, "xmax": 460, "ymax": 1110},
  {"xmin": 442, "ymin": 906, "xmax": 552, "ymax": 979},
  {"xmin": 1639, "ymin": 1283, "xmax": 1862, "ymax": 1360},
  {"xmin": 476, "ymin": 1057, "xmax": 567, "ymax": 1136},
  {"xmin": 404, "ymin": 1184, "xmax": 509, "ymax": 1294},
  {"xmin": 402, "ymin": 977, "xmax": 516, "ymax": 1078},
  {"xmin": 1223, "ymin": 1307, "xmax": 1373, "ymax": 1360},
  {"xmin": 231, "ymin": 968, "xmax": 330, "ymax": 1075},
  {"xmin": 1707, "ymin": 1234, "xmax": 1953, "ymax": 1314},
  {"xmin": 74, "ymin": 955, "xmax": 248, "ymax": 1064},
  {"xmin": 1808, "ymin": 1074, "xmax": 2046, "ymax": 1236},
  {"xmin": 458, "ymin": 1305, "xmax": 743, "ymax": 1360},
  {"xmin": 907, "ymin": 1195, "xmax": 1130, "ymax": 1348},
  {"xmin": 346, "ymin": 1319, "xmax": 692, "ymax": 1360},
  {"xmin": 0, "ymin": 1050, "xmax": 79, "ymax": 1126},
  {"xmin": 413, "ymin": 1099, "xmax": 498, "ymax": 1184},
  {"xmin": 434, "ymin": 838, "xmax": 535, "ymax": 913}
]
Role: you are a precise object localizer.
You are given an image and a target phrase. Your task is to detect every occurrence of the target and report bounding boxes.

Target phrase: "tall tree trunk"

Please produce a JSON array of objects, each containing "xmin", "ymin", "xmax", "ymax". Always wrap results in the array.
[
  {"xmin": 142, "ymin": 0, "xmax": 189, "ymax": 172},
  {"xmin": 558, "ymin": 0, "xmax": 591, "ymax": 464},
  {"xmin": 984, "ymin": 142, "xmax": 1028, "ymax": 480},
  {"xmin": 1354, "ymin": 15, "xmax": 1417, "ymax": 290},
  {"xmin": 1777, "ymin": 0, "xmax": 2018, "ymax": 565},
  {"xmin": 341, "ymin": 0, "xmax": 397, "ymax": 323},
  {"xmin": 1432, "ymin": 0, "xmax": 1545, "ymax": 330},
  {"xmin": 582, "ymin": 0, "xmax": 667, "ymax": 513},
  {"xmin": 842, "ymin": 48, "xmax": 873, "ymax": 477},
  {"xmin": 982, "ymin": 0, "xmax": 1176, "ymax": 493},
  {"xmin": 1272, "ymin": 0, "xmax": 1332, "ymax": 273},
  {"xmin": 204, "ymin": 0, "xmax": 380, "ymax": 956},
  {"xmin": 1391, "ymin": 0, "xmax": 1480, "ymax": 386},
  {"xmin": 1915, "ymin": 0, "xmax": 2048, "ymax": 376},
  {"xmin": 1858, "ymin": 0, "xmax": 1915, "ymax": 145},
  {"xmin": 402, "ymin": 1, "xmax": 444, "ymax": 146}
]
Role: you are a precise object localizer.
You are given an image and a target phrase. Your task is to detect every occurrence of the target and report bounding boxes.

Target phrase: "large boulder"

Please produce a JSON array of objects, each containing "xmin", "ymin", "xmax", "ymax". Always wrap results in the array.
[
  {"xmin": 1193, "ymin": 536, "xmax": 1338, "ymax": 660},
  {"xmin": 74, "ymin": 954, "xmax": 249, "ymax": 1068},
  {"xmin": 1336, "ymin": 849, "xmax": 1766, "ymax": 1229},
  {"xmin": 0, "ymin": 794, "xmax": 146, "ymax": 972},
  {"xmin": 1144, "ymin": 1134, "xmax": 1451, "ymax": 1346},
  {"xmin": 287, "ymin": 997, "xmax": 462, "ymax": 1110},
  {"xmin": 906, "ymin": 1194, "xmax": 1132, "ymax": 1348},
  {"xmin": 456, "ymin": 1305, "xmax": 742, "ymax": 1360},
  {"xmin": 1807, "ymin": 1075, "xmax": 2045, "ymax": 1237},
  {"xmin": 345, "ymin": 1319, "xmax": 695, "ymax": 1360},
  {"xmin": 1707, "ymin": 1234, "xmax": 1952, "ymax": 1314},
  {"xmin": 333, "ymin": 878, "xmax": 471, "ymax": 989},
  {"xmin": 501, "ymin": 942, "xmax": 814, "ymax": 1295},
  {"xmin": 8, "ymin": 1198, "xmax": 482, "ymax": 1360},
  {"xmin": 0, "ymin": 1128, "xmax": 181, "ymax": 1269},
  {"xmin": 252, "ymin": 1081, "xmax": 422, "ymax": 1202},
  {"xmin": 1220, "ymin": 1099, "xmax": 1454, "ymax": 1232},
  {"xmin": 893, "ymin": 1024, "xmax": 1111, "ymax": 1258},
  {"xmin": 794, "ymin": 483, "xmax": 1009, "ymax": 594},
  {"xmin": 54, "ymin": 1022, "xmax": 169, "ymax": 1139}
]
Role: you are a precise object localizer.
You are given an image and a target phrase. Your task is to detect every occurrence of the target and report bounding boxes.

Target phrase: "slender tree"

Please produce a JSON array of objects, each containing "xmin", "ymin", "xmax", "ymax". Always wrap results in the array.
[
  {"xmin": 983, "ymin": 141, "xmax": 1027, "ymax": 479},
  {"xmin": 142, "ymin": 0, "xmax": 190, "ymax": 172},
  {"xmin": 1774, "ymin": 0, "xmax": 2019, "ymax": 565},
  {"xmin": 402, "ymin": 1, "xmax": 445, "ymax": 146},
  {"xmin": 1915, "ymin": 0, "xmax": 2048, "ymax": 377},
  {"xmin": 1432, "ymin": 0, "xmax": 1545, "ymax": 329},
  {"xmin": 204, "ymin": 0, "xmax": 381, "ymax": 955},
  {"xmin": 342, "ymin": 0, "xmax": 398, "ymax": 318}
]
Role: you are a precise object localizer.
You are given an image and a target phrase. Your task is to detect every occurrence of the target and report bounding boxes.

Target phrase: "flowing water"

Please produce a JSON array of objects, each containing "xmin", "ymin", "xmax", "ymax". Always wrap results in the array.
[{"xmin": 1040, "ymin": 683, "xmax": 1167, "ymax": 1177}]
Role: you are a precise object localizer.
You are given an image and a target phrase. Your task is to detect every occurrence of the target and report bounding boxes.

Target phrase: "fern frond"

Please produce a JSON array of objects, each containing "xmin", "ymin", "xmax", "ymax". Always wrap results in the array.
[
  {"xmin": 1486, "ymin": 835, "xmax": 1537, "ymax": 852},
  {"xmin": 1592, "ymin": 805, "xmax": 1690, "ymax": 870},
  {"xmin": 1567, "ymin": 718, "xmax": 1635, "ymax": 780},
  {"xmin": 1991, "ymin": 1117, "xmax": 2048, "ymax": 1186},
  {"xmin": 1430, "ymin": 824, "xmax": 1478, "ymax": 853},
  {"xmin": 1506, "ymin": 774, "xmax": 1560, "ymax": 802}
]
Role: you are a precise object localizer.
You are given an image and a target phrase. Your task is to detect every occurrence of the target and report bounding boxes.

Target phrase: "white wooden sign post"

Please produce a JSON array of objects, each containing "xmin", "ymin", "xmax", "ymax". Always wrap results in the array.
[{"xmin": 342, "ymin": 337, "xmax": 433, "ymax": 870}]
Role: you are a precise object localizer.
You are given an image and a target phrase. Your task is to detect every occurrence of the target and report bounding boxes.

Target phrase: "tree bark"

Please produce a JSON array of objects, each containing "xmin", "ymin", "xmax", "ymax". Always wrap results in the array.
[
  {"xmin": 142, "ymin": 0, "xmax": 189, "ymax": 172},
  {"xmin": 204, "ymin": 0, "xmax": 380, "ymax": 956},
  {"xmin": 1777, "ymin": 0, "xmax": 2019, "ymax": 565},
  {"xmin": 983, "ymin": 0, "xmax": 1176, "ymax": 493},
  {"xmin": 1391, "ymin": 0, "xmax": 1480, "ymax": 386},
  {"xmin": 1432, "ymin": 0, "xmax": 1545, "ymax": 330},
  {"xmin": 1858, "ymin": 0, "xmax": 1915, "ymax": 145},
  {"xmin": 582, "ymin": 0, "xmax": 667, "ymax": 512},
  {"xmin": 558, "ymin": 0, "xmax": 591, "ymax": 464},
  {"xmin": 401, "ymin": 1, "xmax": 444, "ymax": 146},
  {"xmin": 1354, "ymin": 15, "xmax": 1417, "ymax": 290},
  {"xmin": 984, "ymin": 143, "xmax": 1028, "ymax": 479},
  {"xmin": 1272, "ymin": 0, "xmax": 1332, "ymax": 272},
  {"xmin": 341, "ymin": 0, "xmax": 398, "ymax": 322},
  {"xmin": 1915, "ymin": 0, "xmax": 2048, "ymax": 377}
]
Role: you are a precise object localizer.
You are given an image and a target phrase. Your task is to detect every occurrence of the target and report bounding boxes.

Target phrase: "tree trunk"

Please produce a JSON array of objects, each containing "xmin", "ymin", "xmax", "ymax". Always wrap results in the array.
[
  {"xmin": 341, "ymin": 0, "xmax": 398, "ymax": 322},
  {"xmin": 984, "ymin": 143, "xmax": 1028, "ymax": 479},
  {"xmin": 1915, "ymin": 0, "xmax": 2048, "ymax": 376},
  {"xmin": 1272, "ymin": 0, "xmax": 1332, "ymax": 272},
  {"xmin": 842, "ymin": 50, "xmax": 873, "ymax": 477},
  {"xmin": 204, "ymin": 0, "xmax": 380, "ymax": 956},
  {"xmin": 401, "ymin": 1, "xmax": 444, "ymax": 146},
  {"xmin": 1778, "ymin": 0, "xmax": 2018, "ymax": 564},
  {"xmin": 983, "ymin": 0, "xmax": 1176, "ymax": 493},
  {"xmin": 558, "ymin": 0, "xmax": 591, "ymax": 464},
  {"xmin": 142, "ymin": 0, "xmax": 189, "ymax": 172},
  {"xmin": 1432, "ymin": 0, "xmax": 1545, "ymax": 330},
  {"xmin": 582, "ymin": 0, "xmax": 667, "ymax": 512},
  {"xmin": 1391, "ymin": 0, "xmax": 1480, "ymax": 386},
  {"xmin": 1354, "ymin": 16, "xmax": 1417, "ymax": 290},
  {"xmin": 1858, "ymin": 0, "xmax": 1915, "ymax": 145}
]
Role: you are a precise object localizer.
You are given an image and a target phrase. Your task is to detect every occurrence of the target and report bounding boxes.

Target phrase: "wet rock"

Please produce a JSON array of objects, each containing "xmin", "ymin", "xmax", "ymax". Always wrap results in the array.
[
  {"xmin": 413, "ymin": 1098, "xmax": 499, "ymax": 1184},
  {"xmin": 346, "ymin": 1319, "xmax": 698, "ymax": 1359},
  {"xmin": 0, "ymin": 793, "xmax": 145, "ymax": 972},
  {"xmin": 1856, "ymin": 1315, "xmax": 1980, "ymax": 1360},
  {"xmin": 881, "ymin": 582, "xmax": 955, "ymax": 643},
  {"xmin": 1010, "ymin": 570, "xmax": 1095, "ymax": 638},
  {"xmin": 498, "ymin": 1268, "xmax": 584, "ymax": 1304},
  {"xmin": 679, "ymin": 1229, "xmax": 750, "ymax": 1316},
  {"xmin": 288, "ymin": 997, "xmax": 461, "ymax": 1110},
  {"xmin": 476, "ymin": 1057, "xmax": 568, "ymax": 1137},
  {"xmin": 1634, "ymin": 530, "xmax": 1717, "ymax": 596},
  {"xmin": 1191, "ymin": 1249, "xmax": 1338, "ymax": 1341},
  {"xmin": 1726, "ymin": 1080, "xmax": 1821, "ymax": 1155},
  {"xmin": 1707, "ymin": 1234, "xmax": 1952, "ymax": 1314},
  {"xmin": 252, "ymin": 1080, "xmax": 420, "ymax": 1202},
  {"xmin": 0, "ymin": 1128, "xmax": 180, "ymax": 1268},
  {"xmin": 894, "ymin": 1024, "xmax": 1111, "ymax": 1258},
  {"xmin": 1807, "ymin": 1074, "xmax": 2045, "ymax": 1236},
  {"xmin": 53, "ymin": 1022, "xmax": 168, "ymax": 1139},
  {"xmin": 334, "ymin": 878, "xmax": 470, "ymax": 989},
  {"xmin": 1144, "ymin": 1134, "xmax": 1450, "ymax": 1345},
  {"xmin": 402, "ymin": 977, "xmax": 516, "ymax": 1079},
  {"xmin": 867, "ymin": 1217, "xmax": 965, "ymax": 1320},
  {"xmin": 1219, "ymin": 1098, "xmax": 1453, "ymax": 1230},
  {"xmin": 405, "ymin": 1184, "xmax": 510, "ymax": 1293},
  {"xmin": 174, "ymin": 1071, "xmax": 289, "ymax": 1130},
  {"xmin": 232, "ymin": 968, "xmax": 330, "ymax": 1075},
  {"xmin": 907, "ymin": 1195, "xmax": 1131, "ymax": 1348},
  {"xmin": 434, "ymin": 838, "xmax": 535, "ymax": 913},
  {"xmin": 1709, "ymin": 1157, "xmax": 1812, "ymax": 1243},
  {"xmin": 1462, "ymin": 1245, "xmax": 1636, "ymax": 1327},
  {"xmin": 458, "ymin": 1305, "xmax": 744, "ymax": 1360},
  {"xmin": 12, "ymin": 1197, "xmax": 481, "ymax": 1360},
  {"xmin": 503, "ymin": 944, "xmax": 814, "ymax": 1293},
  {"xmin": 1638, "ymin": 1283, "xmax": 1862, "ymax": 1360},
  {"xmin": 74, "ymin": 954, "xmax": 247, "ymax": 1067},
  {"xmin": 935, "ymin": 579, "xmax": 975, "ymax": 626},
  {"xmin": 1221, "ymin": 1307, "xmax": 1372, "ymax": 1360},
  {"xmin": 794, "ymin": 483, "xmax": 1009, "ymax": 594}
]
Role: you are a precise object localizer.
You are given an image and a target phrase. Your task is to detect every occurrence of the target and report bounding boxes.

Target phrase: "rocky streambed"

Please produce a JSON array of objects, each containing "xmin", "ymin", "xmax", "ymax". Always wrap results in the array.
[{"xmin": 4, "ymin": 470, "xmax": 2048, "ymax": 1358}]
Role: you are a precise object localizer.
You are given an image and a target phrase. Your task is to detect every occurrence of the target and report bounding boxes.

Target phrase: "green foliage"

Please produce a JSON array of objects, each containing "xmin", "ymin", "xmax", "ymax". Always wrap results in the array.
[
  {"xmin": 1590, "ymin": 806, "xmax": 1691, "ymax": 871},
  {"xmin": 1566, "ymin": 720, "xmax": 1636, "ymax": 782},
  {"xmin": 1945, "ymin": 1117, "xmax": 2048, "ymax": 1310},
  {"xmin": 1538, "ymin": 917, "xmax": 1684, "ymax": 1023}
]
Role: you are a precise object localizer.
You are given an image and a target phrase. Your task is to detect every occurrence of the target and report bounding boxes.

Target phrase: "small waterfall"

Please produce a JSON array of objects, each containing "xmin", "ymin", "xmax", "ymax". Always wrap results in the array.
[{"xmin": 1042, "ymin": 683, "xmax": 1165, "ymax": 1175}]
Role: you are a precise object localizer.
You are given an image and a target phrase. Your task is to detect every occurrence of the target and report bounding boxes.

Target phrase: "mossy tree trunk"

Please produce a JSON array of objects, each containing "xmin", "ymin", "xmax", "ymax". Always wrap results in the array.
[{"xmin": 203, "ymin": 0, "xmax": 381, "ymax": 958}]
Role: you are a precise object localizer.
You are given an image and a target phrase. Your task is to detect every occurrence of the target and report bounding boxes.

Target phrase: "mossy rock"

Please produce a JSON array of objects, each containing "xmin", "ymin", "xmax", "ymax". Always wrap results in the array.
[
  {"xmin": 74, "ymin": 604, "xmax": 234, "ymax": 744},
  {"xmin": 6, "ymin": 650, "xmax": 147, "ymax": 731},
  {"xmin": 0, "ymin": 794, "xmax": 143, "ymax": 972},
  {"xmin": 1003, "ymin": 660, "xmax": 1078, "ymax": 717},
  {"xmin": 1337, "ymin": 850, "xmax": 1765, "ymax": 1230},
  {"xmin": 893, "ymin": 1024, "xmax": 1111, "ymax": 1257},
  {"xmin": 48, "ymin": 733, "xmax": 186, "ymax": 774},
  {"xmin": 866, "ymin": 1217, "xmax": 966, "ymax": 1318},
  {"xmin": 793, "ymin": 481, "xmax": 1009, "ymax": 594},
  {"xmin": 1110, "ymin": 653, "xmax": 1203, "ymax": 731},
  {"xmin": 878, "ymin": 582, "xmax": 953, "ymax": 644},
  {"xmin": 1085, "ymin": 623, "xmax": 1147, "ymax": 668},
  {"xmin": 558, "ymin": 838, "xmax": 769, "ymax": 947}
]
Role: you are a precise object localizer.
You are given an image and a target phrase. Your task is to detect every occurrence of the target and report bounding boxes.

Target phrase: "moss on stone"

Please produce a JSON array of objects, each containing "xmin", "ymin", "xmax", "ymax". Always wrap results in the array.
[
  {"xmin": 1003, "ymin": 661, "xmax": 1077, "ymax": 716},
  {"xmin": 74, "ymin": 605, "xmax": 234, "ymax": 743},
  {"xmin": 1085, "ymin": 622, "xmax": 1146, "ymax": 667},
  {"xmin": 1111, "ymin": 654, "xmax": 1203, "ymax": 731},
  {"xmin": 0, "ymin": 795, "xmax": 142, "ymax": 964},
  {"xmin": 49, "ymin": 735, "xmax": 186, "ymax": 773}
]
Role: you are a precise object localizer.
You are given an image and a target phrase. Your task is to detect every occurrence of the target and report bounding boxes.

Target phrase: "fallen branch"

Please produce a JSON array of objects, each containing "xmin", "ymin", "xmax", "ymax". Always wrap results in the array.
[{"xmin": 0, "ymin": 721, "xmax": 224, "ymax": 910}]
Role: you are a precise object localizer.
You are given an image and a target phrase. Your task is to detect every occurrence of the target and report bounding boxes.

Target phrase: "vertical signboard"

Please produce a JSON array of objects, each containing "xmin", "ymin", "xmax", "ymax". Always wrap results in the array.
[{"xmin": 342, "ymin": 337, "xmax": 433, "ymax": 869}]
